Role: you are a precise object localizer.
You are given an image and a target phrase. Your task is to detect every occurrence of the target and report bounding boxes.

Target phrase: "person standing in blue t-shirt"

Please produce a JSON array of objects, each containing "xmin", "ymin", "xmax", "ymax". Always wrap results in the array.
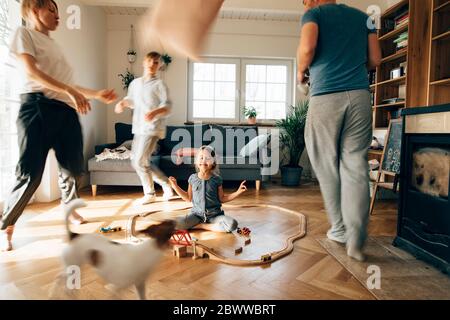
[{"xmin": 297, "ymin": 0, "xmax": 381, "ymax": 261}]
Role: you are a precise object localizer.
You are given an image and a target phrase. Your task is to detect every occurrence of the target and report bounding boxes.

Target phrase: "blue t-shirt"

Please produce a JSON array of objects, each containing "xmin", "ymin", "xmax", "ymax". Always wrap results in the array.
[{"xmin": 301, "ymin": 4, "xmax": 377, "ymax": 96}]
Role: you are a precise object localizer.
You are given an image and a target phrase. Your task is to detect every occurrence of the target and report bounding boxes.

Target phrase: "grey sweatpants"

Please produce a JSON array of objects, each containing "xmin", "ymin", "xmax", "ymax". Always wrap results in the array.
[
  {"xmin": 305, "ymin": 89, "xmax": 372, "ymax": 250},
  {"xmin": 131, "ymin": 134, "xmax": 169, "ymax": 195}
]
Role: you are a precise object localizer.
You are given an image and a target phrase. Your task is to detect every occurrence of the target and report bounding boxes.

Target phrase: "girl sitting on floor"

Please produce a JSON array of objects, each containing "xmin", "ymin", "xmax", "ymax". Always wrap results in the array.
[{"xmin": 168, "ymin": 145, "xmax": 247, "ymax": 233}]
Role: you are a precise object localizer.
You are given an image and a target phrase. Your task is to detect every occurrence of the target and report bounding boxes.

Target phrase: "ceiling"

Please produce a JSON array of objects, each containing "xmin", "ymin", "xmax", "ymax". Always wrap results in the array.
[
  {"xmin": 101, "ymin": 6, "xmax": 147, "ymax": 15},
  {"xmin": 101, "ymin": 6, "xmax": 302, "ymax": 22},
  {"xmin": 91, "ymin": 0, "xmax": 389, "ymax": 22}
]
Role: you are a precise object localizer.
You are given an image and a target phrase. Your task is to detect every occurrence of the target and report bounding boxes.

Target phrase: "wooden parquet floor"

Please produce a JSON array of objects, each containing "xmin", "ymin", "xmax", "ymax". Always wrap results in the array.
[{"xmin": 0, "ymin": 181, "xmax": 399, "ymax": 300}]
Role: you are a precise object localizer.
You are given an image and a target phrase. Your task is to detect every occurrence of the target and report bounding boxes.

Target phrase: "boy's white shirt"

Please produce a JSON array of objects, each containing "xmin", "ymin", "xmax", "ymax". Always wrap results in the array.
[
  {"xmin": 9, "ymin": 27, "xmax": 76, "ymax": 109},
  {"xmin": 125, "ymin": 75, "xmax": 172, "ymax": 139}
]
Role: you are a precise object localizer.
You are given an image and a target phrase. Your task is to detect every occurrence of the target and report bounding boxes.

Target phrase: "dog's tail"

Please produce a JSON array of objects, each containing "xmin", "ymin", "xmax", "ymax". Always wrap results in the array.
[{"xmin": 64, "ymin": 199, "xmax": 86, "ymax": 241}]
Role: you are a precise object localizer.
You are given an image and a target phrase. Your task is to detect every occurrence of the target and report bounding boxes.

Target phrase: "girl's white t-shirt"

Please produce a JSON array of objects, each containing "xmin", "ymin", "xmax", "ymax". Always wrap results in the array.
[{"xmin": 9, "ymin": 26, "xmax": 75, "ymax": 109}]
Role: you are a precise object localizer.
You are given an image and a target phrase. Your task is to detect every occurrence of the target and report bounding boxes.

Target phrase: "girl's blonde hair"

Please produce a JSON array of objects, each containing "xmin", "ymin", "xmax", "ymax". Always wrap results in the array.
[
  {"xmin": 195, "ymin": 145, "xmax": 220, "ymax": 175},
  {"xmin": 21, "ymin": 0, "xmax": 57, "ymax": 20}
]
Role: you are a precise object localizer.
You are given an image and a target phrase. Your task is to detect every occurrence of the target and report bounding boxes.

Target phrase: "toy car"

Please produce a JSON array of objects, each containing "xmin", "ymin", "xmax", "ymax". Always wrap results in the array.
[
  {"xmin": 237, "ymin": 227, "xmax": 251, "ymax": 237},
  {"xmin": 99, "ymin": 226, "xmax": 122, "ymax": 233}
]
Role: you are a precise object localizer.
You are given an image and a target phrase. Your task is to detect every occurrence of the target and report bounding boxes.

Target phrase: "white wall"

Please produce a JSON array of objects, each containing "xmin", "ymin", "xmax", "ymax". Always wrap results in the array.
[
  {"xmin": 106, "ymin": 15, "xmax": 301, "ymax": 140},
  {"xmin": 35, "ymin": 1, "xmax": 107, "ymax": 202},
  {"xmin": 104, "ymin": 1, "xmax": 393, "ymax": 179}
]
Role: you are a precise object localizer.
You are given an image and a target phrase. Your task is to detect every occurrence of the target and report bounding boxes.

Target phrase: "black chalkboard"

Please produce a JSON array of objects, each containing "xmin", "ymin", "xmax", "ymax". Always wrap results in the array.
[{"xmin": 381, "ymin": 119, "xmax": 403, "ymax": 174}]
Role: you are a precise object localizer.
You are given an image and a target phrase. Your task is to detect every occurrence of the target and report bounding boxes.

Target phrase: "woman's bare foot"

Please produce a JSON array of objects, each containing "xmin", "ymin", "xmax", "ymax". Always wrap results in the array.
[
  {"xmin": 70, "ymin": 210, "xmax": 87, "ymax": 225},
  {"xmin": 1, "ymin": 226, "xmax": 14, "ymax": 252}
]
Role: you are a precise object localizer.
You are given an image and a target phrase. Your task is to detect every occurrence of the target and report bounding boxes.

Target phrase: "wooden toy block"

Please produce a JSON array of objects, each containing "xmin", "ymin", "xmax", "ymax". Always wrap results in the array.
[
  {"xmin": 235, "ymin": 247, "xmax": 243, "ymax": 255},
  {"xmin": 173, "ymin": 245, "xmax": 187, "ymax": 258}
]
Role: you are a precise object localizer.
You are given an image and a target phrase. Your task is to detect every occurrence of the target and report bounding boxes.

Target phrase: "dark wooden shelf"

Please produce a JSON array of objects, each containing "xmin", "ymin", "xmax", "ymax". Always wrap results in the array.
[
  {"xmin": 432, "ymin": 30, "xmax": 450, "ymax": 41},
  {"xmin": 434, "ymin": 1, "xmax": 450, "ymax": 12},
  {"xmin": 430, "ymin": 78, "xmax": 450, "ymax": 86},
  {"xmin": 377, "ymin": 75, "xmax": 407, "ymax": 86},
  {"xmin": 382, "ymin": 0, "xmax": 409, "ymax": 18},
  {"xmin": 381, "ymin": 49, "xmax": 408, "ymax": 63},
  {"xmin": 374, "ymin": 101, "xmax": 405, "ymax": 109},
  {"xmin": 379, "ymin": 24, "xmax": 409, "ymax": 41}
]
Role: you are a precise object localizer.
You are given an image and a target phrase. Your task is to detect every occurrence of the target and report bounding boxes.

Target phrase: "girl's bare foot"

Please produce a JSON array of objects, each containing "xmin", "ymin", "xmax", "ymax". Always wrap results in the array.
[
  {"xmin": 1, "ymin": 226, "xmax": 14, "ymax": 252},
  {"xmin": 70, "ymin": 210, "xmax": 87, "ymax": 225}
]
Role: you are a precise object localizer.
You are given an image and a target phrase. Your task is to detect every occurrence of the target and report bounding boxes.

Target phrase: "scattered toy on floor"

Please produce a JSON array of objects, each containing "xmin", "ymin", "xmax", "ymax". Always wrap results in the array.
[
  {"xmin": 261, "ymin": 254, "xmax": 272, "ymax": 262},
  {"xmin": 99, "ymin": 227, "xmax": 122, "ymax": 233},
  {"xmin": 173, "ymin": 245, "xmax": 187, "ymax": 258},
  {"xmin": 237, "ymin": 227, "xmax": 251, "ymax": 237},
  {"xmin": 170, "ymin": 229, "xmax": 193, "ymax": 246}
]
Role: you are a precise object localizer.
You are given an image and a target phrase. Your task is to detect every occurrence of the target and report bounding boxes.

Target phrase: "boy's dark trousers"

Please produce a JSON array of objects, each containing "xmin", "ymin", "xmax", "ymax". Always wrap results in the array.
[{"xmin": 1, "ymin": 93, "xmax": 84, "ymax": 230}]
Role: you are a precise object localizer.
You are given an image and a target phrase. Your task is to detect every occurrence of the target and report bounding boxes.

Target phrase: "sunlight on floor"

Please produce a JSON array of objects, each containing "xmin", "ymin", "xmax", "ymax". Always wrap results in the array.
[{"xmin": 0, "ymin": 238, "xmax": 65, "ymax": 263}]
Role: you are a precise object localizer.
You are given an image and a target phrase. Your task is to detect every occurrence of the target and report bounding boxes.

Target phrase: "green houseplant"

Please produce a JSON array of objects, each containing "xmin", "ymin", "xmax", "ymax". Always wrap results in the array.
[
  {"xmin": 118, "ymin": 69, "xmax": 135, "ymax": 90},
  {"xmin": 243, "ymin": 106, "xmax": 258, "ymax": 124},
  {"xmin": 276, "ymin": 99, "xmax": 309, "ymax": 186}
]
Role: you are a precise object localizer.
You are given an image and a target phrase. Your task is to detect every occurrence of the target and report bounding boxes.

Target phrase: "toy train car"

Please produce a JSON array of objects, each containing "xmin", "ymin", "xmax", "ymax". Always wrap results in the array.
[{"xmin": 261, "ymin": 254, "xmax": 272, "ymax": 262}]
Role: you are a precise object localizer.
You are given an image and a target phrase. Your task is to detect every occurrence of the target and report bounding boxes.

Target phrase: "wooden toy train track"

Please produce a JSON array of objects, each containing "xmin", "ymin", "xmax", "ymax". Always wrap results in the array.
[{"xmin": 126, "ymin": 204, "xmax": 307, "ymax": 266}]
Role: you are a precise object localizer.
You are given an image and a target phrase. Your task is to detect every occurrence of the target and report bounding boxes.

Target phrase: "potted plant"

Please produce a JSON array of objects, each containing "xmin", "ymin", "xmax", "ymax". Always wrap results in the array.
[
  {"xmin": 127, "ymin": 50, "xmax": 137, "ymax": 63},
  {"xmin": 160, "ymin": 53, "xmax": 173, "ymax": 71},
  {"xmin": 243, "ymin": 106, "xmax": 258, "ymax": 124},
  {"xmin": 118, "ymin": 69, "xmax": 135, "ymax": 90},
  {"xmin": 276, "ymin": 99, "xmax": 309, "ymax": 186}
]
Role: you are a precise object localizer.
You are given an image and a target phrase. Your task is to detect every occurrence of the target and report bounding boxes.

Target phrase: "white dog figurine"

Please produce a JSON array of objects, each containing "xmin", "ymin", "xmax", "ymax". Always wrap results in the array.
[{"xmin": 57, "ymin": 199, "xmax": 175, "ymax": 300}]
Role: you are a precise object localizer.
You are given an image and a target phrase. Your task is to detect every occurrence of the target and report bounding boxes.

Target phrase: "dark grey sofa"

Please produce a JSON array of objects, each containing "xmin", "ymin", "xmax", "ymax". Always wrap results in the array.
[{"xmin": 88, "ymin": 123, "xmax": 264, "ymax": 196}]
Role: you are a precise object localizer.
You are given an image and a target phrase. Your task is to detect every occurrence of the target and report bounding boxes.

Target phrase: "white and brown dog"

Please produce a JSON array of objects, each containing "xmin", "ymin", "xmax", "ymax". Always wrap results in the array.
[{"xmin": 56, "ymin": 199, "xmax": 175, "ymax": 300}]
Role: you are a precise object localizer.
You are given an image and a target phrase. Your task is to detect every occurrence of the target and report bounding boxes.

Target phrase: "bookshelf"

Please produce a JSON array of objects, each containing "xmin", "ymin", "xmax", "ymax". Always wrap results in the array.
[
  {"xmin": 428, "ymin": 0, "xmax": 450, "ymax": 105},
  {"xmin": 371, "ymin": 0, "xmax": 432, "ymax": 130}
]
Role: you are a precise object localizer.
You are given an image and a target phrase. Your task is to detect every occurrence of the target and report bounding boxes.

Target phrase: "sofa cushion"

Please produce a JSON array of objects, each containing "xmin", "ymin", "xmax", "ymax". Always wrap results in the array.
[
  {"xmin": 115, "ymin": 123, "xmax": 133, "ymax": 144},
  {"xmin": 160, "ymin": 124, "xmax": 210, "ymax": 155},
  {"xmin": 89, "ymin": 158, "xmax": 135, "ymax": 172},
  {"xmin": 239, "ymin": 133, "xmax": 270, "ymax": 157}
]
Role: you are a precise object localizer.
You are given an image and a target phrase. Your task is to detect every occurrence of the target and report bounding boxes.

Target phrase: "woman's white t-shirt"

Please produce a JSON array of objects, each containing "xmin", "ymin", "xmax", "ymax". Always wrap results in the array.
[{"xmin": 9, "ymin": 26, "xmax": 75, "ymax": 108}]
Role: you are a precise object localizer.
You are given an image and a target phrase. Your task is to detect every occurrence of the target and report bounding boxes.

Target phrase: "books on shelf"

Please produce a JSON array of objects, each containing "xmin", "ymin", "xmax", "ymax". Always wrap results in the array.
[
  {"xmin": 396, "ymin": 18, "xmax": 409, "ymax": 28},
  {"xmin": 394, "ymin": 31, "xmax": 408, "ymax": 50},
  {"xmin": 382, "ymin": 5, "xmax": 409, "ymax": 34},
  {"xmin": 381, "ymin": 98, "xmax": 405, "ymax": 105},
  {"xmin": 393, "ymin": 32, "xmax": 408, "ymax": 42},
  {"xmin": 395, "ymin": 12, "xmax": 409, "ymax": 28},
  {"xmin": 396, "ymin": 40, "xmax": 408, "ymax": 49}
]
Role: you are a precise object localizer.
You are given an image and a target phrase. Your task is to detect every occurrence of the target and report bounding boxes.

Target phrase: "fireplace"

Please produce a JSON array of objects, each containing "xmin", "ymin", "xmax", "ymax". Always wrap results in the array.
[{"xmin": 395, "ymin": 104, "xmax": 450, "ymax": 274}]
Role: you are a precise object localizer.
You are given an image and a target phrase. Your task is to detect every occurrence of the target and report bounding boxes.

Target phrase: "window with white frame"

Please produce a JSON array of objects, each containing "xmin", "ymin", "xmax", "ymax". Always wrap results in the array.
[
  {"xmin": 188, "ymin": 58, "xmax": 293, "ymax": 123},
  {"xmin": 244, "ymin": 61, "xmax": 290, "ymax": 121},
  {"xmin": 0, "ymin": 0, "xmax": 22, "ymax": 202}
]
